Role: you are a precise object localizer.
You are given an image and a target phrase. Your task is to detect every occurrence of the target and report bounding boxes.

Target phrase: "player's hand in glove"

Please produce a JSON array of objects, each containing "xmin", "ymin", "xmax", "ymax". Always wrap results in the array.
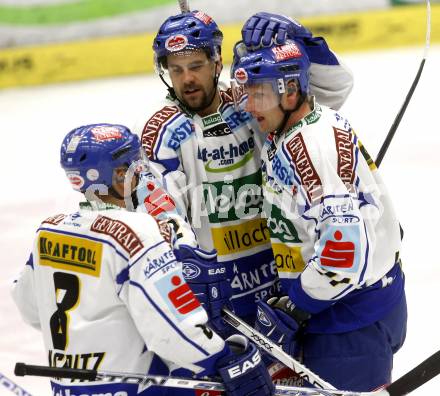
[
  {"xmin": 255, "ymin": 296, "xmax": 311, "ymax": 355},
  {"xmin": 241, "ymin": 12, "xmax": 312, "ymax": 48},
  {"xmin": 241, "ymin": 12, "xmax": 339, "ymax": 66},
  {"xmin": 176, "ymin": 245, "xmax": 233, "ymax": 338},
  {"xmin": 217, "ymin": 334, "xmax": 275, "ymax": 396}
]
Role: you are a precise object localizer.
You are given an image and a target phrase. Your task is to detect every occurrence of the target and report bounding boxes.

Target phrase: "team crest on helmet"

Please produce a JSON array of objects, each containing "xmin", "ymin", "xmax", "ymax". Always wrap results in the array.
[
  {"xmin": 257, "ymin": 306, "xmax": 272, "ymax": 326},
  {"xmin": 234, "ymin": 68, "xmax": 248, "ymax": 84},
  {"xmin": 67, "ymin": 172, "xmax": 85, "ymax": 190},
  {"xmin": 272, "ymin": 42, "xmax": 302, "ymax": 62},
  {"xmin": 91, "ymin": 126, "xmax": 123, "ymax": 141},
  {"xmin": 165, "ymin": 34, "xmax": 188, "ymax": 52}
]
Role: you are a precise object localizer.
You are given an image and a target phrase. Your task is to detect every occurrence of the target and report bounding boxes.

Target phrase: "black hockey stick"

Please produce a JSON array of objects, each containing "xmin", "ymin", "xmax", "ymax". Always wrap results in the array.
[
  {"xmin": 222, "ymin": 308, "xmax": 440, "ymax": 395},
  {"xmin": 178, "ymin": 0, "xmax": 190, "ymax": 13},
  {"xmin": 12, "ymin": 362, "xmax": 372, "ymax": 396},
  {"xmin": 14, "ymin": 353, "xmax": 440, "ymax": 396},
  {"xmin": 386, "ymin": 349, "xmax": 440, "ymax": 396},
  {"xmin": 375, "ymin": 0, "xmax": 431, "ymax": 167}
]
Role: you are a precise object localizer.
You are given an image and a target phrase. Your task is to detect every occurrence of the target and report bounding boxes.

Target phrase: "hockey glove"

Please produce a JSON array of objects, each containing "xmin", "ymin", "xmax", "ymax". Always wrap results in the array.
[
  {"xmin": 241, "ymin": 12, "xmax": 339, "ymax": 66},
  {"xmin": 217, "ymin": 335, "xmax": 275, "ymax": 396},
  {"xmin": 255, "ymin": 296, "xmax": 311, "ymax": 356},
  {"xmin": 176, "ymin": 245, "xmax": 233, "ymax": 337},
  {"xmin": 241, "ymin": 12, "xmax": 312, "ymax": 48}
]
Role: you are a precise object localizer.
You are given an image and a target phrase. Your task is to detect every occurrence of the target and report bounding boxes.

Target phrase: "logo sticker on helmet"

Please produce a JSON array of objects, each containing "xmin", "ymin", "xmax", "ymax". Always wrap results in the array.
[
  {"xmin": 91, "ymin": 126, "xmax": 123, "ymax": 141},
  {"xmin": 86, "ymin": 168, "xmax": 99, "ymax": 181},
  {"xmin": 234, "ymin": 68, "xmax": 248, "ymax": 84},
  {"xmin": 193, "ymin": 11, "xmax": 213, "ymax": 25},
  {"xmin": 67, "ymin": 173, "xmax": 85, "ymax": 190},
  {"xmin": 66, "ymin": 136, "xmax": 82, "ymax": 153},
  {"xmin": 165, "ymin": 34, "xmax": 188, "ymax": 52},
  {"xmin": 272, "ymin": 43, "xmax": 302, "ymax": 62}
]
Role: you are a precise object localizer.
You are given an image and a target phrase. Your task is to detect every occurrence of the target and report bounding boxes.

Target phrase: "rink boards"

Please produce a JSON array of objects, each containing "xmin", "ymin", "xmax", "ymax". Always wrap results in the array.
[{"xmin": 0, "ymin": 3, "xmax": 438, "ymax": 89}]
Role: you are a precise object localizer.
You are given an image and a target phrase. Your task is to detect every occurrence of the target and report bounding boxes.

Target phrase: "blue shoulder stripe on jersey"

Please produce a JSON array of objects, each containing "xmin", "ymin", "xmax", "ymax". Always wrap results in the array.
[
  {"xmin": 353, "ymin": 135, "xmax": 360, "ymax": 176},
  {"xmin": 281, "ymin": 143, "xmax": 311, "ymax": 205},
  {"xmin": 26, "ymin": 253, "xmax": 34, "ymax": 269},
  {"xmin": 116, "ymin": 240, "xmax": 169, "ymax": 285},
  {"xmin": 129, "ymin": 280, "xmax": 211, "ymax": 357},
  {"xmin": 154, "ymin": 112, "xmax": 185, "ymax": 158},
  {"xmin": 359, "ymin": 221, "xmax": 370, "ymax": 284},
  {"xmin": 154, "ymin": 157, "xmax": 181, "ymax": 172},
  {"xmin": 117, "ymin": 259, "xmax": 179, "ymax": 286},
  {"xmin": 37, "ymin": 227, "xmax": 129, "ymax": 262},
  {"xmin": 130, "ymin": 240, "xmax": 167, "ymax": 267}
]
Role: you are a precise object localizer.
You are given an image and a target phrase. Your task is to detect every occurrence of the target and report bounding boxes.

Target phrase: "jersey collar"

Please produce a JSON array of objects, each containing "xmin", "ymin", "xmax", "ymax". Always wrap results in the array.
[
  {"xmin": 285, "ymin": 96, "xmax": 322, "ymax": 138},
  {"xmin": 80, "ymin": 201, "xmax": 121, "ymax": 211}
]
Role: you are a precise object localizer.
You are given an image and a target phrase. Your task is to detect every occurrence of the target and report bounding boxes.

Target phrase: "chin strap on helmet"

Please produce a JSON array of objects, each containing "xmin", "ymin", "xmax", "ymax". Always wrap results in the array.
[
  {"xmin": 275, "ymin": 86, "xmax": 307, "ymax": 135},
  {"xmin": 106, "ymin": 171, "xmax": 140, "ymax": 208}
]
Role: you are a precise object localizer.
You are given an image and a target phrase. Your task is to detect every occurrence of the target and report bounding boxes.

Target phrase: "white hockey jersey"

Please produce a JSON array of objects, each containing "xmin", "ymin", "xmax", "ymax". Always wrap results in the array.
[
  {"xmin": 133, "ymin": 60, "xmax": 353, "ymax": 320},
  {"xmin": 261, "ymin": 99, "xmax": 405, "ymax": 333},
  {"xmin": 11, "ymin": 202, "xmax": 226, "ymax": 396}
]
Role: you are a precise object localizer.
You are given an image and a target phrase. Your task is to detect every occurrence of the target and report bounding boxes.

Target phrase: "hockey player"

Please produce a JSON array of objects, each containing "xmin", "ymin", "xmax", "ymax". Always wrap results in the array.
[
  {"xmin": 11, "ymin": 123, "xmax": 275, "ymax": 396},
  {"xmin": 133, "ymin": 10, "xmax": 354, "ymax": 329},
  {"xmin": 230, "ymin": 39, "xmax": 407, "ymax": 392}
]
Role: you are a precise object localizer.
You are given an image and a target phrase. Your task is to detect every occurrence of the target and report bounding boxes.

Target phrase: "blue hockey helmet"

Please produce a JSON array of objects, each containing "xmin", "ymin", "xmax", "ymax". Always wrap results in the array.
[
  {"xmin": 231, "ymin": 39, "xmax": 311, "ymax": 97},
  {"xmin": 60, "ymin": 123, "xmax": 144, "ymax": 192},
  {"xmin": 153, "ymin": 10, "xmax": 223, "ymax": 71}
]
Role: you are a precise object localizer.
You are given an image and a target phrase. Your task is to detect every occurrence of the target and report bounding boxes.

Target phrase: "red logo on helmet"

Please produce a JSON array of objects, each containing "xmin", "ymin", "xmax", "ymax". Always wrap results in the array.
[
  {"xmin": 194, "ymin": 11, "xmax": 213, "ymax": 25},
  {"xmin": 234, "ymin": 68, "xmax": 248, "ymax": 84},
  {"xmin": 272, "ymin": 43, "xmax": 302, "ymax": 62},
  {"xmin": 91, "ymin": 126, "xmax": 123, "ymax": 141},
  {"xmin": 67, "ymin": 173, "xmax": 84, "ymax": 190},
  {"xmin": 165, "ymin": 35, "xmax": 188, "ymax": 52}
]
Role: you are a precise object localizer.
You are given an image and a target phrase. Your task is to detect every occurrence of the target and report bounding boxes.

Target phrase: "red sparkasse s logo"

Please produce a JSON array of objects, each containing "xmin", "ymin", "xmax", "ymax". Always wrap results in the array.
[
  {"xmin": 143, "ymin": 182, "xmax": 177, "ymax": 217},
  {"xmin": 234, "ymin": 68, "xmax": 248, "ymax": 84},
  {"xmin": 168, "ymin": 275, "xmax": 201, "ymax": 314},
  {"xmin": 320, "ymin": 230, "xmax": 355, "ymax": 268},
  {"xmin": 272, "ymin": 42, "xmax": 302, "ymax": 62},
  {"xmin": 165, "ymin": 34, "xmax": 188, "ymax": 52},
  {"xmin": 91, "ymin": 126, "xmax": 123, "ymax": 141}
]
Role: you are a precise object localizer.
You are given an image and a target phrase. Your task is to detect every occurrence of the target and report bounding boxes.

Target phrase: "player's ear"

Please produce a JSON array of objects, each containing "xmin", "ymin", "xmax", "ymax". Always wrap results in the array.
[
  {"xmin": 286, "ymin": 80, "xmax": 298, "ymax": 97},
  {"xmin": 215, "ymin": 55, "xmax": 223, "ymax": 76},
  {"xmin": 112, "ymin": 167, "xmax": 127, "ymax": 184},
  {"xmin": 284, "ymin": 80, "xmax": 300, "ymax": 108}
]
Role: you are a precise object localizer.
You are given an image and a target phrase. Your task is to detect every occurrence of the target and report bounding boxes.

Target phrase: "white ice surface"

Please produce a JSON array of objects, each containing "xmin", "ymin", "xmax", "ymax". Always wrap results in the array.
[{"xmin": 0, "ymin": 45, "xmax": 439, "ymax": 395}]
